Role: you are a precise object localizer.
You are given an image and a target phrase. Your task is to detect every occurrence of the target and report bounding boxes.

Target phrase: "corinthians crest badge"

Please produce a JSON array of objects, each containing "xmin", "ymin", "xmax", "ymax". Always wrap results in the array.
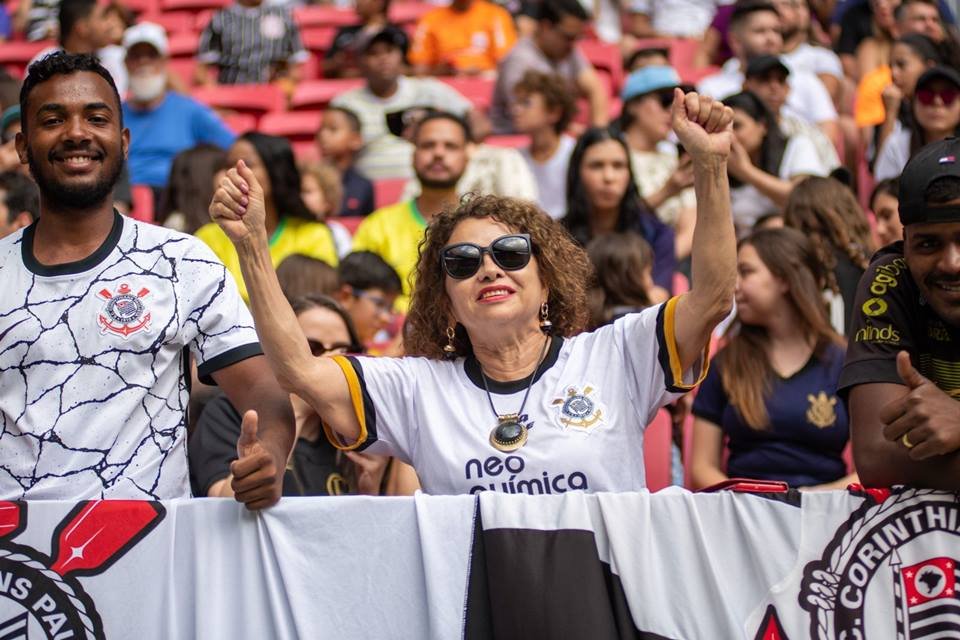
[
  {"xmin": 805, "ymin": 391, "xmax": 838, "ymax": 428},
  {"xmin": 97, "ymin": 284, "xmax": 151, "ymax": 339},
  {"xmin": 552, "ymin": 385, "xmax": 603, "ymax": 430}
]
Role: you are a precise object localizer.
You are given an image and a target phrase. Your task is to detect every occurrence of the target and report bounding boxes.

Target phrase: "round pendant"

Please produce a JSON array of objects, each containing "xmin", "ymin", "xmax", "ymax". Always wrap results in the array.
[{"xmin": 489, "ymin": 419, "xmax": 527, "ymax": 452}]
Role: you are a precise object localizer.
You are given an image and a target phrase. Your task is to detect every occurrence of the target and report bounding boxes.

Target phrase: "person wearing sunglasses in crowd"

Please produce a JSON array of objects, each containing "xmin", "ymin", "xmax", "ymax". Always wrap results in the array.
[
  {"xmin": 875, "ymin": 66, "xmax": 960, "ymax": 181},
  {"xmin": 190, "ymin": 295, "xmax": 373, "ymax": 497},
  {"xmin": 618, "ymin": 65, "xmax": 698, "ymax": 267},
  {"xmin": 209, "ymin": 90, "xmax": 736, "ymax": 495}
]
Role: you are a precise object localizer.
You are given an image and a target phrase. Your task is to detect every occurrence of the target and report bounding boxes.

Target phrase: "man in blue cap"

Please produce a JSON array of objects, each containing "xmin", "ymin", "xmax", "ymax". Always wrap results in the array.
[
  {"xmin": 840, "ymin": 137, "xmax": 960, "ymax": 488},
  {"xmin": 620, "ymin": 65, "xmax": 697, "ymax": 263}
]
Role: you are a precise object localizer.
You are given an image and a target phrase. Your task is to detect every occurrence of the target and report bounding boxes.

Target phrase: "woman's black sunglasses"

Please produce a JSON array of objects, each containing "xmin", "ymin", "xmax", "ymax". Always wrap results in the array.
[{"xmin": 440, "ymin": 234, "xmax": 533, "ymax": 280}]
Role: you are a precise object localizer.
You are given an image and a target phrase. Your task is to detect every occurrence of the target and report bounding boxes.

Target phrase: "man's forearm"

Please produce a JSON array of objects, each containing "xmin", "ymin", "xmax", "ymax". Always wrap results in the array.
[{"xmin": 855, "ymin": 438, "xmax": 960, "ymax": 489}]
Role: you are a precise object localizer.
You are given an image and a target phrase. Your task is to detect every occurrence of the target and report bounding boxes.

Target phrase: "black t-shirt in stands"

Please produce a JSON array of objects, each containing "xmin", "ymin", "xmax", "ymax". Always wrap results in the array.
[
  {"xmin": 838, "ymin": 242, "xmax": 960, "ymax": 399},
  {"xmin": 189, "ymin": 392, "xmax": 345, "ymax": 497}
]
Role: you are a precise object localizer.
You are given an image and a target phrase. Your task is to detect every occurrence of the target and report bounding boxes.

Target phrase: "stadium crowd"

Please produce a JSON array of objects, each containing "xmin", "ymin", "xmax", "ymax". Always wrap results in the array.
[{"xmin": 0, "ymin": 0, "xmax": 959, "ymax": 504}]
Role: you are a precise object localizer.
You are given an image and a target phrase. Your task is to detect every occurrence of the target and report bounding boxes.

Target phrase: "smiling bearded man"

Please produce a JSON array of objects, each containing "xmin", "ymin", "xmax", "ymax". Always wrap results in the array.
[{"xmin": 0, "ymin": 52, "xmax": 296, "ymax": 509}]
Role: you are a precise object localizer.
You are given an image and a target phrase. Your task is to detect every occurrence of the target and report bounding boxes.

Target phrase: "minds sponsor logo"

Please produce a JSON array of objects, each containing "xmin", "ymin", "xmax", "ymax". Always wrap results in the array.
[
  {"xmin": 464, "ymin": 455, "xmax": 589, "ymax": 494},
  {"xmin": 854, "ymin": 323, "xmax": 901, "ymax": 344}
]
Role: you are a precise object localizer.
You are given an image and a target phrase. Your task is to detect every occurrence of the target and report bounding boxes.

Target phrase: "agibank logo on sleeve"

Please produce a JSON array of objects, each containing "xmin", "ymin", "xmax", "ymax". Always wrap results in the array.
[{"xmin": 0, "ymin": 501, "xmax": 164, "ymax": 639}]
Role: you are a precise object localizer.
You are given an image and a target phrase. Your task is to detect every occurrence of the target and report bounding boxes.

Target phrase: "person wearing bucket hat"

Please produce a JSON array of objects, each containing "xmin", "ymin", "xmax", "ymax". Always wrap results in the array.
[
  {"xmin": 875, "ymin": 66, "xmax": 960, "ymax": 180},
  {"xmin": 620, "ymin": 65, "xmax": 698, "ymax": 262},
  {"xmin": 840, "ymin": 136, "xmax": 960, "ymax": 489},
  {"xmin": 122, "ymin": 22, "xmax": 235, "ymax": 201}
]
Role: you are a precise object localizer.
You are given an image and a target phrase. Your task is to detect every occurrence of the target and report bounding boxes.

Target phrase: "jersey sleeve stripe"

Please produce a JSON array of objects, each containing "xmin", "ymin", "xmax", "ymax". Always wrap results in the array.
[
  {"xmin": 656, "ymin": 296, "xmax": 710, "ymax": 392},
  {"xmin": 322, "ymin": 356, "xmax": 377, "ymax": 451},
  {"xmin": 196, "ymin": 343, "xmax": 264, "ymax": 385}
]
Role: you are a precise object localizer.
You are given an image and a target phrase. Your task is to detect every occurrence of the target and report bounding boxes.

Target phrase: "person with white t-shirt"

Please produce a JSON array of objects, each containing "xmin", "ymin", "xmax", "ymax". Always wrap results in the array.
[
  {"xmin": 775, "ymin": 0, "xmax": 844, "ymax": 104},
  {"xmin": 696, "ymin": 0, "xmax": 839, "ymax": 143},
  {"xmin": 723, "ymin": 90, "xmax": 829, "ymax": 235},
  {"xmin": 512, "ymin": 70, "xmax": 578, "ymax": 220},
  {"xmin": 210, "ymin": 91, "xmax": 738, "ymax": 495},
  {"xmin": 0, "ymin": 52, "xmax": 295, "ymax": 507}
]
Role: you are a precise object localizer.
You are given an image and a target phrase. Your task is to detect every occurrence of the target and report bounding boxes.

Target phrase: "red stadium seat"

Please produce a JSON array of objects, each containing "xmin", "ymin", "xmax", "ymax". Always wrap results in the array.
[
  {"xmin": 161, "ymin": 0, "xmax": 229, "ymax": 12},
  {"xmin": 124, "ymin": 0, "xmax": 161, "ymax": 14},
  {"xmin": 142, "ymin": 11, "xmax": 197, "ymax": 33},
  {"xmin": 130, "ymin": 185, "xmax": 155, "ymax": 223},
  {"xmin": 579, "ymin": 39, "xmax": 623, "ymax": 93},
  {"xmin": 259, "ymin": 110, "xmax": 322, "ymax": 141},
  {"xmin": 338, "ymin": 216, "xmax": 363, "ymax": 234},
  {"xmin": 0, "ymin": 40, "xmax": 55, "ymax": 77},
  {"xmin": 439, "ymin": 76, "xmax": 494, "ymax": 111},
  {"xmin": 192, "ymin": 84, "xmax": 286, "ymax": 117},
  {"xmin": 221, "ymin": 112, "xmax": 257, "ymax": 134},
  {"xmin": 300, "ymin": 26, "xmax": 337, "ymax": 56},
  {"xmin": 373, "ymin": 178, "xmax": 407, "ymax": 209},
  {"xmin": 167, "ymin": 57, "xmax": 197, "ymax": 88},
  {"xmin": 289, "ymin": 79, "xmax": 363, "ymax": 110},
  {"xmin": 293, "ymin": 5, "xmax": 358, "ymax": 28},
  {"xmin": 644, "ymin": 409, "xmax": 674, "ymax": 492},
  {"xmin": 389, "ymin": 2, "xmax": 433, "ymax": 24},
  {"xmin": 167, "ymin": 31, "xmax": 200, "ymax": 58}
]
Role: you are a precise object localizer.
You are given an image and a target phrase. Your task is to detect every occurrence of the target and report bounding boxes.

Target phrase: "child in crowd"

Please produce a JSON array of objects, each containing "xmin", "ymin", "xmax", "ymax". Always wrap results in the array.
[
  {"xmin": 276, "ymin": 254, "xmax": 341, "ymax": 302},
  {"xmin": 585, "ymin": 232, "xmax": 661, "ymax": 329},
  {"xmin": 197, "ymin": 0, "xmax": 308, "ymax": 86},
  {"xmin": 300, "ymin": 162, "xmax": 354, "ymax": 257},
  {"xmin": 512, "ymin": 71, "xmax": 578, "ymax": 220},
  {"xmin": 624, "ymin": 47, "xmax": 670, "ymax": 73},
  {"xmin": 690, "ymin": 228, "xmax": 855, "ymax": 491},
  {"xmin": 317, "ymin": 107, "xmax": 375, "ymax": 218},
  {"xmin": 869, "ymin": 177, "xmax": 904, "ymax": 246},
  {"xmin": 333, "ymin": 251, "xmax": 402, "ymax": 348},
  {"xmin": 783, "ymin": 176, "xmax": 875, "ymax": 335},
  {"xmin": 159, "ymin": 144, "xmax": 227, "ymax": 234}
]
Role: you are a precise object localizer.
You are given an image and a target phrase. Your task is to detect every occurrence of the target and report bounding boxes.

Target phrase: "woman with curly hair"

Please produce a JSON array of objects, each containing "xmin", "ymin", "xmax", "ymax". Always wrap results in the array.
[
  {"xmin": 207, "ymin": 91, "xmax": 737, "ymax": 496},
  {"xmin": 783, "ymin": 176, "xmax": 875, "ymax": 335}
]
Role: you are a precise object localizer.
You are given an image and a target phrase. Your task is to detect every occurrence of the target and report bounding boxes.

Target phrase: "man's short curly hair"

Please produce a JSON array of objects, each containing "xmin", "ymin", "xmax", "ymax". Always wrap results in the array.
[
  {"xmin": 405, "ymin": 194, "xmax": 594, "ymax": 359},
  {"xmin": 513, "ymin": 70, "xmax": 578, "ymax": 134},
  {"xmin": 20, "ymin": 52, "xmax": 122, "ymax": 133}
]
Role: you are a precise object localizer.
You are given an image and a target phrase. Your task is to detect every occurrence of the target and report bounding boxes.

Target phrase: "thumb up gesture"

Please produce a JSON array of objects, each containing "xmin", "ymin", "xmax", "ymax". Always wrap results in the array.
[
  {"xmin": 230, "ymin": 410, "xmax": 284, "ymax": 509},
  {"xmin": 880, "ymin": 351, "xmax": 960, "ymax": 460}
]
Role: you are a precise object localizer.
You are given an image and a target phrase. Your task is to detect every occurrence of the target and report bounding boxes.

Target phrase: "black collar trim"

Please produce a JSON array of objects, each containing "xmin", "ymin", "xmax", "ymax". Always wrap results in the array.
[
  {"xmin": 22, "ymin": 210, "xmax": 124, "ymax": 276},
  {"xmin": 463, "ymin": 335, "xmax": 564, "ymax": 394}
]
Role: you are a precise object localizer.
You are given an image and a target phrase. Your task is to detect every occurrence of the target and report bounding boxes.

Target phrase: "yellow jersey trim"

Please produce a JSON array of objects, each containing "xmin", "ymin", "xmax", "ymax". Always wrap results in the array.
[
  {"xmin": 322, "ymin": 356, "xmax": 369, "ymax": 451},
  {"xmin": 663, "ymin": 296, "xmax": 710, "ymax": 390}
]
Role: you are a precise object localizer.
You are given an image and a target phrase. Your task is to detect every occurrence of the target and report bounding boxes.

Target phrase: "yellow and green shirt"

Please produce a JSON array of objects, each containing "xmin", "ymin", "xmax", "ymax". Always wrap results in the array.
[
  {"xmin": 195, "ymin": 217, "xmax": 338, "ymax": 302},
  {"xmin": 351, "ymin": 201, "xmax": 428, "ymax": 311}
]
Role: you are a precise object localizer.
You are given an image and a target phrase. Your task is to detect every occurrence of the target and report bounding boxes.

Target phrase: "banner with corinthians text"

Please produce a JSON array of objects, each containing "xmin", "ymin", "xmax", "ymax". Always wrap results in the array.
[{"xmin": 0, "ymin": 488, "xmax": 957, "ymax": 639}]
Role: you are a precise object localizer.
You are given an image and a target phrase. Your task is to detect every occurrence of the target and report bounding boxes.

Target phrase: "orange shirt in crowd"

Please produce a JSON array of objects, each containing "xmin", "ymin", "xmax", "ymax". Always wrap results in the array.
[
  {"xmin": 854, "ymin": 65, "xmax": 892, "ymax": 127},
  {"xmin": 408, "ymin": 0, "xmax": 517, "ymax": 74}
]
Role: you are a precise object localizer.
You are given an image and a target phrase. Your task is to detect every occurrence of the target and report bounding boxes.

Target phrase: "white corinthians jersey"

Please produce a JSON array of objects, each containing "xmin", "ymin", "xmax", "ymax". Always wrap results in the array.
[
  {"xmin": 0, "ymin": 212, "xmax": 261, "ymax": 500},
  {"xmin": 332, "ymin": 298, "xmax": 706, "ymax": 494}
]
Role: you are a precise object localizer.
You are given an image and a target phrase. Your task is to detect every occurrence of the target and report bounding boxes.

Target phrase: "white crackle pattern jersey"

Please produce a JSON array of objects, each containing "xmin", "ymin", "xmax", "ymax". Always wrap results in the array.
[
  {"xmin": 0, "ymin": 212, "xmax": 262, "ymax": 500},
  {"xmin": 328, "ymin": 298, "xmax": 707, "ymax": 495}
]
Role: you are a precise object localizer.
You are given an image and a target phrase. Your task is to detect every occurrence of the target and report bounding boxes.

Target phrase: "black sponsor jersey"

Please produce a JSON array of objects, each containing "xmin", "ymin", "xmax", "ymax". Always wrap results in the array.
[{"xmin": 839, "ymin": 242, "xmax": 960, "ymax": 399}]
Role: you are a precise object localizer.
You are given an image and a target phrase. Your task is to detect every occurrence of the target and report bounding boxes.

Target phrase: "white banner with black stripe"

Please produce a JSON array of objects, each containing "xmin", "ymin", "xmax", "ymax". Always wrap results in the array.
[{"xmin": 0, "ymin": 487, "xmax": 956, "ymax": 639}]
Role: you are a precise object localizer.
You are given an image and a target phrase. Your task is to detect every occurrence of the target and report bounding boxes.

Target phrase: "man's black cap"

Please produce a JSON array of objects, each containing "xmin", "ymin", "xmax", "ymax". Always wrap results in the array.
[
  {"xmin": 363, "ymin": 26, "xmax": 409, "ymax": 55},
  {"xmin": 744, "ymin": 55, "xmax": 790, "ymax": 79},
  {"xmin": 898, "ymin": 137, "xmax": 960, "ymax": 225}
]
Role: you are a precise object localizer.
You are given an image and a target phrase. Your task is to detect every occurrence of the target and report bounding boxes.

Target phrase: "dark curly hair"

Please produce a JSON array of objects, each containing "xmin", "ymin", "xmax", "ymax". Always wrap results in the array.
[
  {"xmin": 20, "ymin": 52, "xmax": 122, "ymax": 134},
  {"xmin": 405, "ymin": 194, "xmax": 594, "ymax": 359}
]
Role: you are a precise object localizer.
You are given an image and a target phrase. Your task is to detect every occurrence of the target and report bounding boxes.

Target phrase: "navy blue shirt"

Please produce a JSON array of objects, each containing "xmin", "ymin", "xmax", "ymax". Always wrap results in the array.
[
  {"xmin": 340, "ymin": 165, "xmax": 375, "ymax": 217},
  {"xmin": 693, "ymin": 342, "xmax": 850, "ymax": 487}
]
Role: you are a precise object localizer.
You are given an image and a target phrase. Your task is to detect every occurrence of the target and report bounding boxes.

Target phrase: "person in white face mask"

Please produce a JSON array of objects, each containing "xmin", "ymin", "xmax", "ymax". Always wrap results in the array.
[{"xmin": 121, "ymin": 22, "xmax": 236, "ymax": 209}]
